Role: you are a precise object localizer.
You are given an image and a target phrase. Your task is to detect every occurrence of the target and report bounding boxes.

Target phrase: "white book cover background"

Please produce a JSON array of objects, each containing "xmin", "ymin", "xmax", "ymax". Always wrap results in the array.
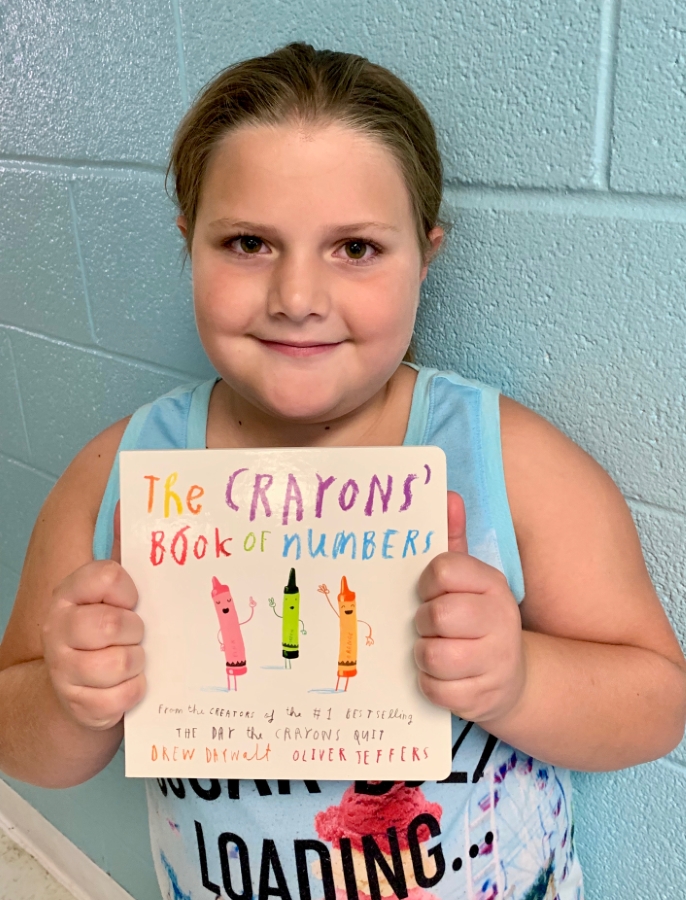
[{"xmin": 120, "ymin": 446, "xmax": 451, "ymax": 779}]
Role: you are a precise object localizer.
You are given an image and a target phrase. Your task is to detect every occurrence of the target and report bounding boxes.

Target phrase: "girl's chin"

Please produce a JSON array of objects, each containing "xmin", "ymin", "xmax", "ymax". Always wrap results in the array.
[
  {"xmin": 247, "ymin": 382, "xmax": 362, "ymax": 424},
  {"xmin": 256, "ymin": 395, "xmax": 345, "ymax": 423}
]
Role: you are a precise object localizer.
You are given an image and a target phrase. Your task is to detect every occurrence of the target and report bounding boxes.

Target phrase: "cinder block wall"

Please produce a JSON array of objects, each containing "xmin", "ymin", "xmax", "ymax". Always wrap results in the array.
[{"xmin": 1, "ymin": 2, "xmax": 684, "ymax": 898}]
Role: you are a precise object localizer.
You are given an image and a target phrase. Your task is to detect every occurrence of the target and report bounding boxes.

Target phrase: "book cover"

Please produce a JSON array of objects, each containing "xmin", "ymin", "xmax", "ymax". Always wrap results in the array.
[{"xmin": 120, "ymin": 446, "xmax": 451, "ymax": 779}]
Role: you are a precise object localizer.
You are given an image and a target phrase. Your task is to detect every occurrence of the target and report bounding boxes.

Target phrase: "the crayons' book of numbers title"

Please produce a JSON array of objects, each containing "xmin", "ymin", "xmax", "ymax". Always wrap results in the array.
[{"xmin": 120, "ymin": 446, "xmax": 451, "ymax": 779}]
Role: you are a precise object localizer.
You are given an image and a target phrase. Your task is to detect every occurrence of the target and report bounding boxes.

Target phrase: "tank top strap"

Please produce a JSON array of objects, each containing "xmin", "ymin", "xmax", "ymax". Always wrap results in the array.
[
  {"xmin": 405, "ymin": 367, "xmax": 525, "ymax": 602},
  {"xmin": 92, "ymin": 379, "xmax": 216, "ymax": 561}
]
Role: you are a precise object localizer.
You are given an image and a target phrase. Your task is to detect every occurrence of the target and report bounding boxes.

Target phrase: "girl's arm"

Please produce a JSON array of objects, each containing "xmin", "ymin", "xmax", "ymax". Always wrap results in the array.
[
  {"xmin": 415, "ymin": 398, "xmax": 686, "ymax": 771},
  {"xmin": 0, "ymin": 418, "xmax": 144, "ymax": 788}
]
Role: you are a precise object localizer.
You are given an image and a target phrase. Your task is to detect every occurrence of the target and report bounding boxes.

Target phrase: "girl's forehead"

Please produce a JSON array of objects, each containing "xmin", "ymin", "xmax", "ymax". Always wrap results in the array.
[{"xmin": 198, "ymin": 120, "xmax": 414, "ymax": 227}]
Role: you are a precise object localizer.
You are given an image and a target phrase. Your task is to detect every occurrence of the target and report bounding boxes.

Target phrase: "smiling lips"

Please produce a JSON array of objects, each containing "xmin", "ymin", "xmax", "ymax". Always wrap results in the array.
[{"xmin": 258, "ymin": 338, "xmax": 342, "ymax": 357}]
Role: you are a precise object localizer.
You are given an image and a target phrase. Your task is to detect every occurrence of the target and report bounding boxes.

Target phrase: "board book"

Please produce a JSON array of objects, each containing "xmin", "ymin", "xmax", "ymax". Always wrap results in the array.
[{"xmin": 120, "ymin": 446, "xmax": 451, "ymax": 779}]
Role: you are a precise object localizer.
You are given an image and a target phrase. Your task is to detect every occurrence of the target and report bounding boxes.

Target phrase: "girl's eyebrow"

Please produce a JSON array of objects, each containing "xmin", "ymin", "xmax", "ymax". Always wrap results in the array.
[{"xmin": 207, "ymin": 218, "xmax": 400, "ymax": 238}]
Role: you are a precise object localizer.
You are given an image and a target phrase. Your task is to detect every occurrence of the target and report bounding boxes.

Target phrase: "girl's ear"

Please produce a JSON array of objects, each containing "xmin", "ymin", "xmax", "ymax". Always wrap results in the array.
[
  {"xmin": 176, "ymin": 215, "xmax": 188, "ymax": 239},
  {"xmin": 420, "ymin": 226, "xmax": 444, "ymax": 282}
]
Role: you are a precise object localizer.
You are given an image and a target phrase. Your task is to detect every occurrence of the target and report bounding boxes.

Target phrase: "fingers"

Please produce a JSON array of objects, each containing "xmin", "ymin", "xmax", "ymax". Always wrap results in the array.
[
  {"xmin": 415, "ymin": 592, "xmax": 498, "ymax": 639},
  {"xmin": 414, "ymin": 636, "xmax": 486, "ymax": 681},
  {"xmin": 63, "ymin": 604, "xmax": 144, "ymax": 651},
  {"xmin": 42, "ymin": 559, "xmax": 146, "ymax": 731},
  {"xmin": 58, "ymin": 674, "xmax": 147, "ymax": 731},
  {"xmin": 447, "ymin": 491, "xmax": 468, "ymax": 554},
  {"xmin": 53, "ymin": 559, "xmax": 138, "ymax": 610},
  {"xmin": 418, "ymin": 550, "xmax": 508, "ymax": 603},
  {"xmin": 62, "ymin": 644, "xmax": 145, "ymax": 688},
  {"xmin": 416, "ymin": 671, "xmax": 495, "ymax": 721}
]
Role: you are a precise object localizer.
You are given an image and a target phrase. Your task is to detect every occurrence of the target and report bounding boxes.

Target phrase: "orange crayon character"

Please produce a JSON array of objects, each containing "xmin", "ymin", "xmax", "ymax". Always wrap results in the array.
[
  {"xmin": 318, "ymin": 577, "xmax": 373, "ymax": 691},
  {"xmin": 211, "ymin": 576, "xmax": 256, "ymax": 691}
]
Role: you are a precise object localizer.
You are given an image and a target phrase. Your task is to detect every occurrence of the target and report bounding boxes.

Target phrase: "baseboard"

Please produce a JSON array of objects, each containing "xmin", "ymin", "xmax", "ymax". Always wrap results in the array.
[{"xmin": 0, "ymin": 778, "xmax": 135, "ymax": 900}]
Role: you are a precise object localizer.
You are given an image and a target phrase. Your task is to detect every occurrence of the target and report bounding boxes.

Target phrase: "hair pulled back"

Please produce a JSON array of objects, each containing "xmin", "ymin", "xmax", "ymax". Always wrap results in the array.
[{"xmin": 167, "ymin": 42, "xmax": 444, "ymax": 256}]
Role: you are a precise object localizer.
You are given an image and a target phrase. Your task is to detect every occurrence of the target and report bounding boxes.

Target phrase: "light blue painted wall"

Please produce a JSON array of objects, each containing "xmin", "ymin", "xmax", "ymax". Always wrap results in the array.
[{"xmin": 0, "ymin": 1, "xmax": 684, "ymax": 897}]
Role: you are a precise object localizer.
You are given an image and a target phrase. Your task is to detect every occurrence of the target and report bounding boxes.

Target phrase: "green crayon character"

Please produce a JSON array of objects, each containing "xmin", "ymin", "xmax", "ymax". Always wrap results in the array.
[{"xmin": 268, "ymin": 568, "xmax": 306, "ymax": 669}]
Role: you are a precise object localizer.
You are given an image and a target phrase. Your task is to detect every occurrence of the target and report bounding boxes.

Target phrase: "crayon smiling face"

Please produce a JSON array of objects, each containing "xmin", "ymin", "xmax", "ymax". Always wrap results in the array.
[
  {"xmin": 337, "ymin": 576, "xmax": 356, "ymax": 615},
  {"xmin": 211, "ymin": 576, "xmax": 233, "ymax": 614},
  {"xmin": 214, "ymin": 594, "xmax": 232, "ymax": 613}
]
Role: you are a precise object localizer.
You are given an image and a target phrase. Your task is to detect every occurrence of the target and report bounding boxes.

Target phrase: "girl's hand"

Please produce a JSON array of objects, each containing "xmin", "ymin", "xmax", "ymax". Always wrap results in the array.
[
  {"xmin": 414, "ymin": 491, "xmax": 525, "ymax": 724},
  {"xmin": 40, "ymin": 503, "xmax": 145, "ymax": 732}
]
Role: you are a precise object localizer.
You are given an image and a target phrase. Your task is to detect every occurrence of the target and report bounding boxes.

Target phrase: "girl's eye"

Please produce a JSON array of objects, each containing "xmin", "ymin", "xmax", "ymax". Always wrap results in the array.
[
  {"xmin": 340, "ymin": 240, "xmax": 381, "ymax": 263},
  {"xmin": 239, "ymin": 235, "xmax": 264, "ymax": 254},
  {"xmin": 226, "ymin": 235, "xmax": 266, "ymax": 255}
]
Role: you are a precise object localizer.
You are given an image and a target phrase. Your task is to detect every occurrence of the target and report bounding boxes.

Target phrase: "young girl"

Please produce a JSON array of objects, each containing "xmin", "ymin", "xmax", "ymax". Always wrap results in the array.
[{"xmin": 0, "ymin": 42, "xmax": 684, "ymax": 900}]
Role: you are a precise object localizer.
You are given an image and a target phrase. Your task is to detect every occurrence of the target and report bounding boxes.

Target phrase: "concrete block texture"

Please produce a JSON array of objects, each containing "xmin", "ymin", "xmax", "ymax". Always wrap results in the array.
[
  {"xmin": 0, "ymin": 0, "xmax": 183, "ymax": 165},
  {"xmin": 573, "ymin": 760, "xmax": 686, "ymax": 899},
  {"xmin": 0, "ymin": 457, "xmax": 54, "ymax": 573},
  {"xmin": 416, "ymin": 206, "xmax": 686, "ymax": 511},
  {"xmin": 612, "ymin": 0, "xmax": 686, "ymax": 194},
  {"xmin": 0, "ymin": 170, "xmax": 93, "ymax": 343},
  {"xmin": 0, "ymin": 334, "xmax": 30, "ymax": 461},
  {"xmin": 181, "ymin": 0, "xmax": 600, "ymax": 189},
  {"xmin": 0, "ymin": 567, "xmax": 20, "ymax": 639},
  {"xmin": 70, "ymin": 173, "xmax": 214, "ymax": 377},
  {"xmin": 9, "ymin": 330, "xmax": 187, "ymax": 477}
]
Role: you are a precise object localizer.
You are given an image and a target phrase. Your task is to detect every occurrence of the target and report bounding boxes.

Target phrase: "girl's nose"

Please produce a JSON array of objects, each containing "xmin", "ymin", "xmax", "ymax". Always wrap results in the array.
[{"xmin": 266, "ymin": 250, "xmax": 331, "ymax": 321}]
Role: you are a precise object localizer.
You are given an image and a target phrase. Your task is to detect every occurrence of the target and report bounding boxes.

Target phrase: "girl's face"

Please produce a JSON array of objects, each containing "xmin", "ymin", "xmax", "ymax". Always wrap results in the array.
[{"xmin": 183, "ymin": 120, "xmax": 442, "ymax": 424}]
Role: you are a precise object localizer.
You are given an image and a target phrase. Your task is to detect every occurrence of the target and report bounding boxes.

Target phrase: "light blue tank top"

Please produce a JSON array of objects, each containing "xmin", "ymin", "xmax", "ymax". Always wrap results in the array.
[{"xmin": 94, "ymin": 366, "xmax": 583, "ymax": 900}]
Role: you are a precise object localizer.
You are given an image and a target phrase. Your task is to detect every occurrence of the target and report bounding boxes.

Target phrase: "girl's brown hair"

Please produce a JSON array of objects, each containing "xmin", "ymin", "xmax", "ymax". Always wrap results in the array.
[{"xmin": 167, "ymin": 41, "xmax": 445, "ymax": 258}]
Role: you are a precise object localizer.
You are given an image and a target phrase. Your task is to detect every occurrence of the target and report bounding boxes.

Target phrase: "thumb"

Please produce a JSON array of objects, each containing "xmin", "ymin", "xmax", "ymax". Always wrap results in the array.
[
  {"xmin": 111, "ymin": 499, "xmax": 121, "ymax": 563},
  {"xmin": 447, "ymin": 491, "xmax": 468, "ymax": 554}
]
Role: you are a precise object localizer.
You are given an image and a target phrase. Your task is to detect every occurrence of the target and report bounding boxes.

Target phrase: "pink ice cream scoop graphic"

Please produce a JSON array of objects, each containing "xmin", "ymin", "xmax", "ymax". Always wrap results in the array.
[
  {"xmin": 314, "ymin": 783, "xmax": 443, "ymax": 900},
  {"xmin": 211, "ymin": 576, "xmax": 256, "ymax": 691}
]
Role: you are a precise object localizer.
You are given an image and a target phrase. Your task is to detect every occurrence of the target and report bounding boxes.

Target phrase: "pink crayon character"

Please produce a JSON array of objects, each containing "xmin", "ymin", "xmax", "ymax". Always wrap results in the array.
[{"xmin": 211, "ymin": 577, "xmax": 256, "ymax": 691}]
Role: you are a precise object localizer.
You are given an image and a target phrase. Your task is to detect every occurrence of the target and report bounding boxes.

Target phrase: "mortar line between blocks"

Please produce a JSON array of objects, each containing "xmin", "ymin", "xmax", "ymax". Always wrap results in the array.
[
  {"xmin": 0, "ymin": 451, "xmax": 56, "ymax": 483},
  {"xmin": 627, "ymin": 497, "xmax": 686, "ymax": 519},
  {"xmin": 657, "ymin": 756, "xmax": 686, "ymax": 776},
  {"xmin": 4, "ymin": 337, "xmax": 32, "ymax": 464},
  {"xmin": 0, "ymin": 154, "xmax": 166, "ymax": 175},
  {"xmin": 591, "ymin": 0, "xmax": 621, "ymax": 190},
  {"xmin": 170, "ymin": 0, "xmax": 190, "ymax": 108},
  {"xmin": 442, "ymin": 183, "xmax": 686, "ymax": 223},
  {"xmin": 67, "ymin": 182, "xmax": 98, "ymax": 345},
  {"xmin": 0, "ymin": 322, "xmax": 205, "ymax": 382}
]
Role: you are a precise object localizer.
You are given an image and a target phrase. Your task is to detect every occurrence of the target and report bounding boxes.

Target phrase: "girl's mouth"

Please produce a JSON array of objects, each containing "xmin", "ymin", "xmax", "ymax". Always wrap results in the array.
[{"xmin": 257, "ymin": 339, "xmax": 341, "ymax": 358}]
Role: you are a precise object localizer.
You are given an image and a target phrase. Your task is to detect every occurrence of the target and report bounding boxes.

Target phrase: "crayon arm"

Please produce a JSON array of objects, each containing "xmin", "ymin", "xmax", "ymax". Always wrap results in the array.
[
  {"xmin": 299, "ymin": 619, "xmax": 307, "ymax": 635},
  {"xmin": 358, "ymin": 618, "xmax": 374, "ymax": 646},
  {"xmin": 268, "ymin": 597, "xmax": 283, "ymax": 619},
  {"xmin": 239, "ymin": 597, "xmax": 257, "ymax": 627},
  {"xmin": 317, "ymin": 584, "xmax": 339, "ymax": 617},
  {"xmin": 217, "ymin": 628, "xmax": 224, "ymax": 650}
]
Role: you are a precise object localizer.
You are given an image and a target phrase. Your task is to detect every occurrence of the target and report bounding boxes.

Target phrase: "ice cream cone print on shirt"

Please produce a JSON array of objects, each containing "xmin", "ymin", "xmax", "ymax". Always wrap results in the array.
[
  {"xmin": 318, "ymin": 577, "xmax": 374, "ymax": 691},
  {"xmin": 211, "ymin": 577, "xmax": 256, "ymax": 691},
  {"xmin": 314, "ymin": 783, "xmax": 443, "ymax": 900}
]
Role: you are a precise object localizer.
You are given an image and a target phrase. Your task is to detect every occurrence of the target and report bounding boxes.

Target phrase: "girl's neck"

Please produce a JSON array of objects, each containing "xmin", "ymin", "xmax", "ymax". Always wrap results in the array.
[{"xmin": 206, "ymin": 364, "xmax": 417, "ymax": 450}]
